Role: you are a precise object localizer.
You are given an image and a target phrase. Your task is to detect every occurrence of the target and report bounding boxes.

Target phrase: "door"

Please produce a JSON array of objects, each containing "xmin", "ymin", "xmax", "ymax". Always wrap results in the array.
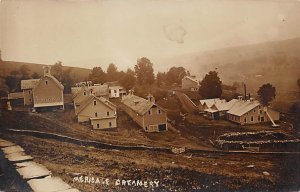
[{"xmin": 158, "ymin": 124, "xmax": 167, "ymax": 131}]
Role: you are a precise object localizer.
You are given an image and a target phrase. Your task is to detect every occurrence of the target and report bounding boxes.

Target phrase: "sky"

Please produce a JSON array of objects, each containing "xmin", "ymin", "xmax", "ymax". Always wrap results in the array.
[{"xmin": 1, "ymin": 0, "xmax": 300, "ymax": 71}]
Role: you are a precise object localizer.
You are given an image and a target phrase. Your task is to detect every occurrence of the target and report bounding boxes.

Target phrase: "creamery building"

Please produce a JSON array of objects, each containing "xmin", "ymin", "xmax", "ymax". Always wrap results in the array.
[{"xmin": 21, "ymin": 66, "xmax": 64, "ymax": 110}]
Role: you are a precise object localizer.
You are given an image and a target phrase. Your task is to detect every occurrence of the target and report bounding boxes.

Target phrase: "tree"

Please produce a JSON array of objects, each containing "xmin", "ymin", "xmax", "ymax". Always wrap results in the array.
[
  {"xmin": 31, "ymin": 72, "xmax": 41, "ymax": 79},
  {"xmin": 88, "ymin": 67, "xmax": 107, "ymax": 84},
  {"xmin": 52, "ymin": 61, "xmax": 63, "ymax": 82},
  {"xmin": 120, "ymin": 69, "xmax": 136, "ymax": 91},
  {"xmin": 166, "ymin": 66, "xmax": 186, "ymax": 85},
  {"xmin": 19, "ymin": 65, "xmax": 30, "ymax": 79},
  {"xmin": 61, "ymin": 68, "xmax": 74, "ymax": 93},
  {"xmin": 106, "ymin": 63, "xmax": 119, "ymax": 82},
  {"xmin": 5, "ymin": 76, "xmax": 19, "ymax": 92},
  {"xmin": 198, "ymin": 71, "xmax": 222, "ymax": 99},
  {"xmin": 156, "ymin": 72, "xmax": 167, "ymax": 87},
  {"xmin": 257, "ymin": 83, "xmax": 276, "ymax": 106},
  {"xmin": 134, "ymin": 57, "xmax": 155, "ymax": 85}
]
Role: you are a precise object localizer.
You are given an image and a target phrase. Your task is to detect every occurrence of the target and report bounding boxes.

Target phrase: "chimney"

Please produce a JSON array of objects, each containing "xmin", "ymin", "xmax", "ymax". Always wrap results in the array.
[
  {"xmin": 147, "ymin": 94, "xmax": 155, "ymax": 103},
  {"xmin": 238, "ymin": 95, "xmax": 243, "ymax": 101},
  {"xmin": 43, "ymin": 66, "xmax": 51, "ymax": 76},
  {"xmin": 129, "ymin": 89, "xmax": 134, "ymax": 95}
]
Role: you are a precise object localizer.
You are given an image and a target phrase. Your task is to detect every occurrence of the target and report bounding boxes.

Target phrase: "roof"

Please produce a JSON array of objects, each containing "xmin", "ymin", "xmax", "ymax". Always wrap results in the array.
[
  {"xmin": 73, "ymin": 84, "xmax": 108, "ymax": 99},
  {"xmin": 204, "ymin": 108, "xmax": 218, "ymax": 113},
  {"xmin": 109, "ymin": 85, "xmax": 124, "ymax": 90},
  {"xmin": 76, "ymin": 95, "xmax": 116, "ymax": 115},
  {"xmin": 199, "ymin": 98, "xmax": 224, "ymax": 108},
  {"xmin": 104, "ymin": 81, "xmax": 120, "ymax": 87},
  {"xmin": 212, "ymin": 99, "xmax": 239, "ymax": 111},
  {"xmin": 121, "ymin": 94, "xmax": 160, "ymax": 115},
  {"xmin": 8, "ymin": 92, "xmax": 24, "ymax": 99},
  {"xmin": 33, "ymin": 75, "xmax": 64, "ymax": 91},
  {"xmin": 182, "ymin": 76, "xmax": 198, "ymax": 84},
  {"xmin": 21, "ymin": 79, "xmax": 40, "ymax": 90},
  {"xmin": 227, "ymin": 99, "xmax": 260, "ymax": 116}
]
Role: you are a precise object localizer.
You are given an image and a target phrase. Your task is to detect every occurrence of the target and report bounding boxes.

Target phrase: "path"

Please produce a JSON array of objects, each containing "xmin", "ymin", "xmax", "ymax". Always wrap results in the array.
[{"xmin": 175, "ymin": 91, "xmax": 198, "ymax": 114}]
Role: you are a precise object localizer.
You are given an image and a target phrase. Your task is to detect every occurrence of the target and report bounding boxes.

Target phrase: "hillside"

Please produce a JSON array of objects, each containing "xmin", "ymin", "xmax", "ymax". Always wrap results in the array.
[
  {"xmin": 0, "ymin": 60, "xmax": 90, "ymax": 82},
  {"xmin": 164, "ymin": 37, "xmax": 300, "ymax": 92}
]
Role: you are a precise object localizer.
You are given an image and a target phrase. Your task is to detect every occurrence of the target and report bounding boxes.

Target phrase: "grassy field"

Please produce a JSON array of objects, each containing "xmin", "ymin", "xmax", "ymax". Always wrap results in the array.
[{"xmin": 1, "ymin": 133, "xmax": 299, "ymax": 191}]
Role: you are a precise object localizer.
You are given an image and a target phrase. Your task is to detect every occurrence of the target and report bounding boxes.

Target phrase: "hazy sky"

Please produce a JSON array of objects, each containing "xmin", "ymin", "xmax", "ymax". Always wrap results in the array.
[{"xmin": 1, "ymin": 0, "xmax": 300, "ymax": 71}]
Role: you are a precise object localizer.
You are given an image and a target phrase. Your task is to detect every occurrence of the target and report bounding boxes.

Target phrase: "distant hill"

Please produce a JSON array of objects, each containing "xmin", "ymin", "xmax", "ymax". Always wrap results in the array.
[
  {"xmin": 164, "ymin": 37, "xmax": 300, "ymax": 92},
  {"xmin": 0, "ymin": 60, "xmax": 90, "ymax": 82}
]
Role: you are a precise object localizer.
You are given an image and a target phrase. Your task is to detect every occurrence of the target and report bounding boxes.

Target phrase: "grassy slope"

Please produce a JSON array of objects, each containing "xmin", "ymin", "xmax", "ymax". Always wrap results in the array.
[{"xmin": 166, "ymin": 37, "xmax": 300, "ymax": 92}]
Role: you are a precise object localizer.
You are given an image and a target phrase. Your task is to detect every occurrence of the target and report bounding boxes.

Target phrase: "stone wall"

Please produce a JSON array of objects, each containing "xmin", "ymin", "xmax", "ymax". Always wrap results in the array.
[{"xmin": 0, "ymin": 138, "xmax": 80, "ymax": 192}]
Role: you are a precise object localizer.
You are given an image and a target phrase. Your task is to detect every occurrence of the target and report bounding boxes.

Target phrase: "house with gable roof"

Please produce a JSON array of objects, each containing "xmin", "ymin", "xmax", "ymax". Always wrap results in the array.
[
  {"xmin": 104, "ymin": 81, "xmax": 127, "ymax": 98},
  {"xmin": 181, "ymin": 76, "xmax": 199, "ymax": 91},
  {"xmin": 226, "ymin": 97, "xmax": 279, "ymax": 125},
  {"xmin": 121, "ymin": 93, "xmax": 167, "ymax": 132},
  {"xmin": 75, "ymin": 95, "xmax": 117, "ymax": 129},
  {"xmin": 21, "ymin": 66, "xmax": 64, "ymax": 110},
  {"xmin": 72, "ymin": 83, "xmax": 109, "ymax": 110}
]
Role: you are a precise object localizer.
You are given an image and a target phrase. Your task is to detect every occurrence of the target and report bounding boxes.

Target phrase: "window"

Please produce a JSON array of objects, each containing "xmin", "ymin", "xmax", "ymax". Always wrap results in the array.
[
  {"xmin": 259, "ymin": 110, "xmax": 262, "ymax": 114},
  {"xmin": 84, "ymin": 92, "xmax": 86, "ymax": 96},
  {"xmin": 259, "ymin": 106, "xmax": 261, "ymax": 109},
  {"xmin": 95, "ymin": 112, "xmax": 98, "ymax": 117},
  {"xmin": 28, "ymin": 90, "xmax": 31, "ymax": 94},
  {"xmin": 258, "ymin": 116, "xmax": 260, "ymax": 121},
  {"xmin": 109, "ymin": 122, "xmax": 112, "ymax": 127},
  {"xmin": 157, "ymin": 109, "xmax": 161, "ymax": 114},
  {"xmin": 114, "ymin": 90, "xmax": 117, "ymax": 93},
  {"xmin": 145, "ymin": 126, "xmax": 148, "ymax": 131},
  {"xmin": 251, "ymin": 116, "xmax": 253, "ymax": 122},
  {"xmin": 244, "ymin": 117, "xmax": 247, "ymax": 123},
  {"xmin": 29, "ymin": 98, "xmax": 31, "ymax": 102},
  {"xmin": 93, "ymin": 100, "xmax": 97, "ymax": 105},
  {"xmin": 97, "ymin": 124, "xmax": 100, "ymax": 128},
  {"xmin": 148, "ymin": 109, "xmax": 152, "ymax": 115},
  {"xmin": 253, "ymin": 109, "xmax": 256, "ymax": 113},
  {"xmin": 107, "ymin": 111, "xmax": 110, "ymax": 116},
  {"xmin": 90, "ymin": 90, "xmax": 93, "ymax": 94},
  {"xmin": 45, "ymin": 80, "xmax": 48, "ymax": 85}
]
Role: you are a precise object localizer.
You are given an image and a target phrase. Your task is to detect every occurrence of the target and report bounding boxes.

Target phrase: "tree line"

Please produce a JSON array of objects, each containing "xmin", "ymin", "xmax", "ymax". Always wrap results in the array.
[{"xmin": 3, "ymin": 55, "xmax": 294, "ymax": 108}]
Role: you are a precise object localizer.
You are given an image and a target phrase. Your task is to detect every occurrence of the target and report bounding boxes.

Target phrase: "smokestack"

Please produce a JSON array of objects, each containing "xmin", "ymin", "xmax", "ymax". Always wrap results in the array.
[{"xmin": 244, "ymin": 83, "xmax": 247, "ymax": 100}]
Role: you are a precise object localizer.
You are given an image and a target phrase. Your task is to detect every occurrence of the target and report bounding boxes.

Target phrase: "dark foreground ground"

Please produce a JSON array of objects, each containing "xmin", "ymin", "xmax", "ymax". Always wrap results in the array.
[{"xmin": 0, "ymin": 110, "xmax": 300, "ymax": 191}]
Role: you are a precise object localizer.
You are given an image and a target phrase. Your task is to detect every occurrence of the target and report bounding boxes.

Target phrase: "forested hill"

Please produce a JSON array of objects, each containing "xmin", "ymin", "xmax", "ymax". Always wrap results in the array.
[{"xmin": 0, "ymin": 60, "xmax": 90, "ymax": 82}]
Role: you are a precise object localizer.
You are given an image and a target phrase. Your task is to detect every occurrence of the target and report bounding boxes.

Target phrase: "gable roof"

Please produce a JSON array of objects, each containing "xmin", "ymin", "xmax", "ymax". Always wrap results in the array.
[
  {"xmin": 73, "ymin": 84, "xmax": 108, "ymax": 99},
  {"xmin": 33, "ymin": 75, "xmax": 64, "ymax": 91},
  {"xmin": 212, "ymin": 99, "xmax": 239, "ymax": 111},
  {"xmin": 21, "ymin": 79, "xmax": 40, "ymax": 90},
  {"xmin": 227, "ymin": 100, "xmax": 260, "ymax": 116},
  {"xmin": 182, "ymin": 76, "xmax": 198, "ymax": 84},
  {"xmin": 199, "ymin": 98, "xmax": 223, "ymax": 108},
  {"xmin": 121, "ymin": 94, "xmax": 163, "ymax": 115},
  {"xmin": 76, "ymin": 95, "xmax": 116, "ymax": 115}
]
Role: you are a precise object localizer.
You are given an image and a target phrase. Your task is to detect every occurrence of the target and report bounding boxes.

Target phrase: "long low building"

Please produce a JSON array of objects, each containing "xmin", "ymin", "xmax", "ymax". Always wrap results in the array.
[
  {"xmin": 199, "ymin": 96, "xmax": 280, "ymax": 126},
  {"xmin": 121, "ymin": 94, "xmax": 167, "ymax": 132},
  {"xmin": 226, "ymin": 98, "xmax": 279, "ymax": 126}
]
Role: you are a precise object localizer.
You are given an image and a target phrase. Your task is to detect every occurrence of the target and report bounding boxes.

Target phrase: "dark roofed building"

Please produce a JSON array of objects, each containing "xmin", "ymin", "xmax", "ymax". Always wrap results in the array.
[{"xmin": 121, "ymin": 94, "xmax": 167, "ymax": 132}]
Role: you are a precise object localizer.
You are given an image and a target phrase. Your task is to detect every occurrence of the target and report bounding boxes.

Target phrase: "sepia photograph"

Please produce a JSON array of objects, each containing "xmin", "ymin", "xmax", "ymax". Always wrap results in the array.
[{"xmin": 0, "ymin": 0, "xmax": 300, "ymax": 191}]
